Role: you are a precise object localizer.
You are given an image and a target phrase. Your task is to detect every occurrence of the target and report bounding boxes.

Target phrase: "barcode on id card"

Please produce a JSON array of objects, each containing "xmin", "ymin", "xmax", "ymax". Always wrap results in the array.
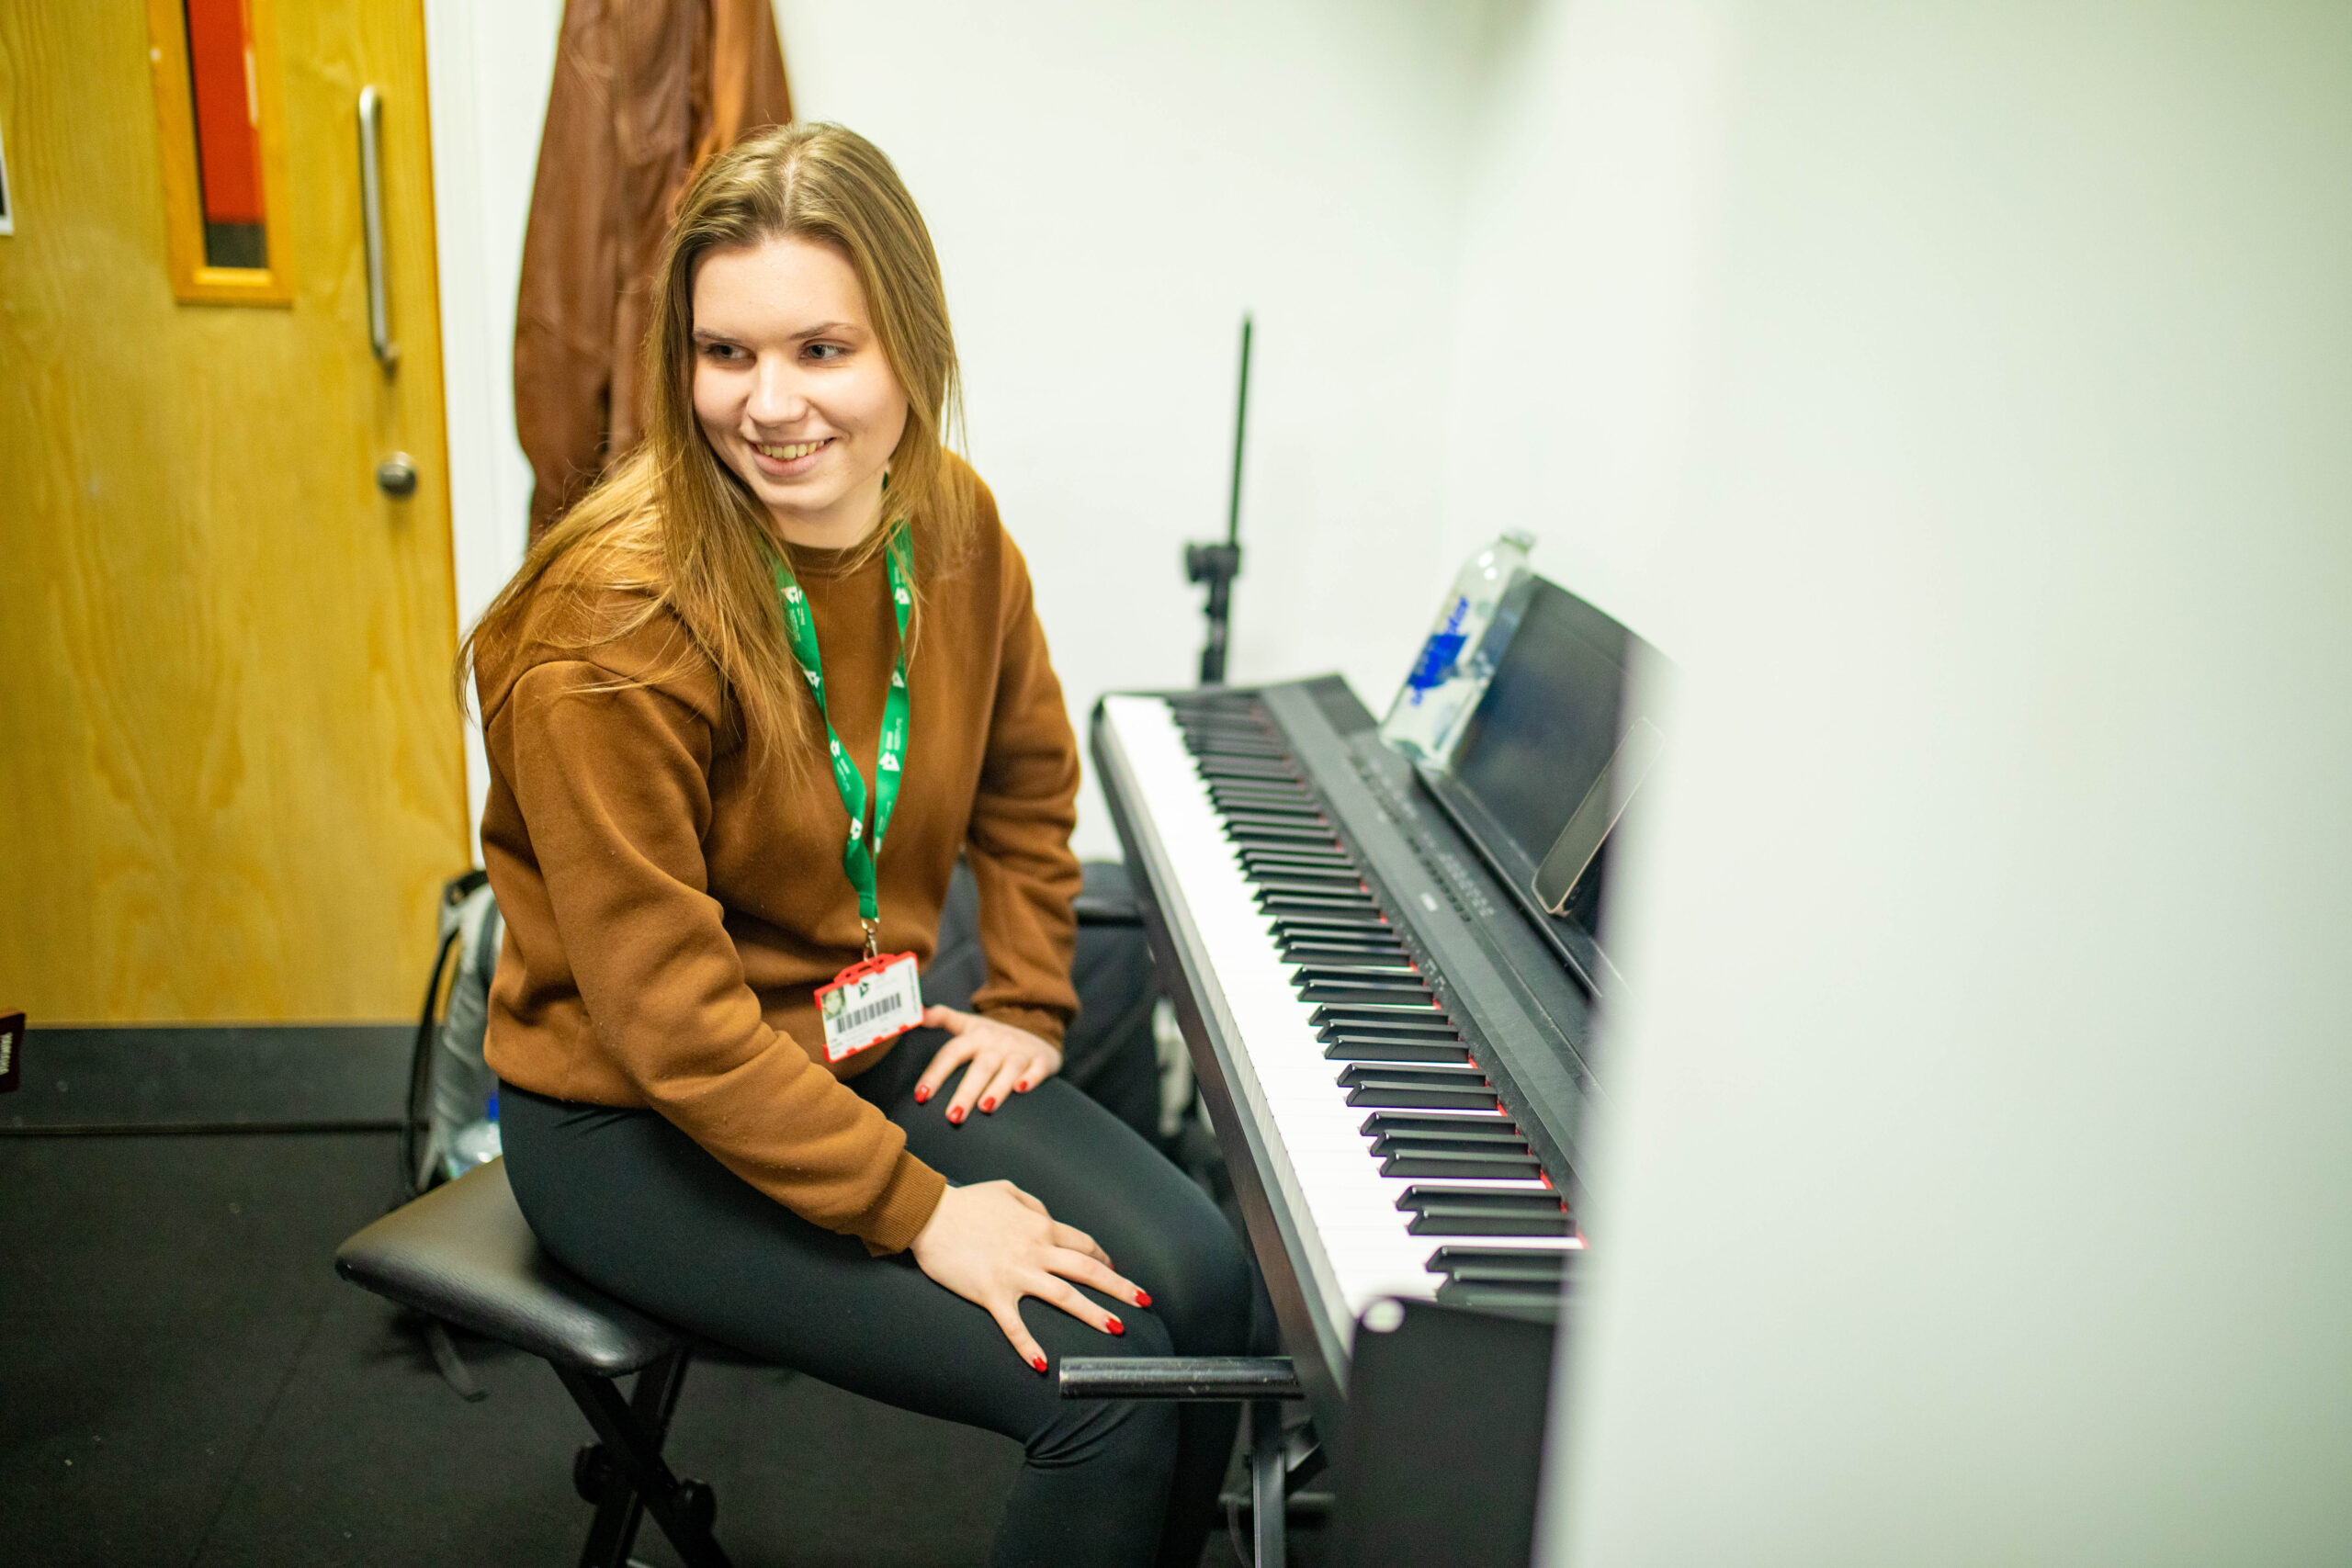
[{"xmin": 840, "ymin": 993, "xmax": 908, "ymax": 1032}]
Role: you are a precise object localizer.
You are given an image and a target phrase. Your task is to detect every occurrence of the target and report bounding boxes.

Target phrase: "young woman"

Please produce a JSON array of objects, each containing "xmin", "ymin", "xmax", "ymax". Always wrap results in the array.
[{"xmin": 465, "ymin": 123, "xmax": 1255, "ymax": 1567}]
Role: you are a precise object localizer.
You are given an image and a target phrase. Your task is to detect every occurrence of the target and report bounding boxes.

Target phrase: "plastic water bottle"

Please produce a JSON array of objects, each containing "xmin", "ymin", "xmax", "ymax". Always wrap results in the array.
[
  {"xmin": 442, "ymin": 1088, "xmax": 503, "ymax": 1180},
  {"xmin": 1379, "ymin": 529, "xmax": 1537, "ymax": 765}
]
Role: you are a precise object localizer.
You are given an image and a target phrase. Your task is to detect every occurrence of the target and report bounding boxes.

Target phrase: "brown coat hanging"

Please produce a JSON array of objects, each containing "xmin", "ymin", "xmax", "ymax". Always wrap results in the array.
[{"xmin": 513, "ymin": 0, "xmax": 793, "ymax": 540}]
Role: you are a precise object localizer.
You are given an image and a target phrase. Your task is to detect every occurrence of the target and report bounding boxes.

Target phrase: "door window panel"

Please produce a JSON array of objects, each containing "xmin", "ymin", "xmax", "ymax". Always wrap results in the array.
[{"xmin": 146, "ymin": 0, "xmax": 290, "ymax": 303}]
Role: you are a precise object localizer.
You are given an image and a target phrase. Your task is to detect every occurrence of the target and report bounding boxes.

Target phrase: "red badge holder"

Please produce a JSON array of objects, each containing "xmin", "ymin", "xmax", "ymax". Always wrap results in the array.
[{"xmin": 815, "ymin": 952, "xmax": 923, "ymax": 1063}]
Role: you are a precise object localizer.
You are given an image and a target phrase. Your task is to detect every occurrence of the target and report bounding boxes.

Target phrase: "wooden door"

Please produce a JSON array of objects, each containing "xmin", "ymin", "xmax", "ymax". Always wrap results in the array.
[{"xmin": 0, "ymin": 0, "xmax": 468, "ymax": 1023}]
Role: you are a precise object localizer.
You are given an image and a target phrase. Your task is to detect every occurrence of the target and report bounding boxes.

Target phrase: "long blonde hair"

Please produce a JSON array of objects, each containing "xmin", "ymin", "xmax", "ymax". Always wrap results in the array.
[{"xmin": 461, "ymin": 122, "xmax": 972, "ymax": 765}]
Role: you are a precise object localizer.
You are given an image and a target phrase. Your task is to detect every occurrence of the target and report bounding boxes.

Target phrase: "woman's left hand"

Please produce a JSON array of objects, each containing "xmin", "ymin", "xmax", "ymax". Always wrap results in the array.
[{"xmin": 914, "ymin": 1006, "xmax": 1065, "ymax": 1124}]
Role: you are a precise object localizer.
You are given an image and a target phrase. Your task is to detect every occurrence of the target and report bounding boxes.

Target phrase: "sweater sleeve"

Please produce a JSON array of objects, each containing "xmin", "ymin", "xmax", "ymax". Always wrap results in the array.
[
  {"xmin": 503, "ymin": 659, "xmax": 945, "ymax": 1252},
  {"xmin": 964, "ymin": 537, "xmax": 1085, "ymax": 1043}
]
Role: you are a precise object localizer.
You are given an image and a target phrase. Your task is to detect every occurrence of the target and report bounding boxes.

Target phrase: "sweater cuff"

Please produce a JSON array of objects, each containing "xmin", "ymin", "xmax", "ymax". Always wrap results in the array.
[
  {"xmin": 856, "ymin": 1151, "xmax": 949, "ymax": 1257},
  {"xmin": 978, "ymin": 1004, "xmax": 1069, "ymax": 1048}
]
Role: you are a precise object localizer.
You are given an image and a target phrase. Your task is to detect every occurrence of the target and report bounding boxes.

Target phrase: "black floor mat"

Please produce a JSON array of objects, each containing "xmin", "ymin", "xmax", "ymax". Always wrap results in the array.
[{"xmin": 0, "ymin": 1129, "xmax": 1317, "ymax": 1566}]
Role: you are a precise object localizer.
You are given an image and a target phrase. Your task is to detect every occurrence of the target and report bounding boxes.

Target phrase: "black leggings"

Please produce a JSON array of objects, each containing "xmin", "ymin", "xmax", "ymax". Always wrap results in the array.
[{"xmin": 501, "ymin": 1031, "xmax": 1254, "ymax": 1568}]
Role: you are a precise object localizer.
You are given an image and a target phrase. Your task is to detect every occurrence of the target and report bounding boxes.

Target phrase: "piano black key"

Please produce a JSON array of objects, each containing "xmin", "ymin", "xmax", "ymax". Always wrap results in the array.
[
  {"xmin": 1250, "ymin": 864, "xmax": 1363, "ymax": 888},
  {"xmin": 1380, "ymin": 1147, "xmax": 1544, "ymax": 1179},
  {"xmin": 1299, "ymin": 979, "xmax": 1433, "ymax": 1008},
  {"xmin": 1360, "ymin": 1111, "xmax": 1524, "ymax": 1142},
  {"xmin": 1221, "ymin": 808, "xmax": 1329, "ymax": 830},
  {"xmin": 1370, "ymin": 1124, "xmax": 1528, "ymax": 1155},
  {"xmin": 1197, "ymin": 758, "xmax": 1298, "ymax": 781},
  {"xmin": 1278, "ymin": 925, "xmax": 1398, "ymax": 946},
  {"xmin": 1399, "ymin": 1187, "xmax": 1572, "ymax": 1236},
  {"xmin": 1340, "ymin": 1068, "xmax": 1498, "ymax": 1111},
  {"xmin": 1426, "ymin": 1247, "xmax": 1574, "ymax": 1285},
  {"xmin": 1216, "ymin": 790, "xmax": 1322, "ymax": 809},
  {"xmin": 1276, "ymin": 941, "xmax": 1396, "ymax": 963},
  {"xmin": 1340, "ymin": 1062, "xmax": 1484, "ymax": 1089},
  {"xmin": 1187, "ymin": 737, "xmax": 1289, "ymax": 759},
  {"xmin": 1316, "ymin": 1016, "xmax": 1457, "ymax": 1043},
  {"xmin": 1250, "ymin": 884, "xmax": 1363, "ymax": 907},
  {"xmin": 1277, "ymin": 941, "xmax": 1395, "ymax": 963},
  {"xmin": 1275, "ymin": 917, "xmax": 1396, "ymax": 940},
  {"xmin": 1208, "ymin": 777, "xmax": 1312, "ymax": 798},
  {"xmin": 1227, "ymin": 822, "xmax": 1340, "ymax": 846},
  {"xmin": 1172, "ymin": 721, "xmax": 1268, "ymax": 741},
  {"xmin": 1325, "ymin": 1038, "xmax": 1473, "ymax": 1065},
  {"xmin": 1280, "ymin": 928, "xmax": 1404, "ymax": 948},
  {"xmin": 1276, "ymin": 919, "xmax": 1394, "ymax": 941},
  {"xmin": 1247, "ymin": 864, "xmax": 1363, "ymax": 888},
  {"xmin": 1290, "ymin": 959, "xmax": 1412, "ymax": 977},
  {"xmin": 1245, "ymin": 862, "xmax": 1358, "ymax": 882},
  {"xmin": 1273, "ymin": 909, "xmax": 1392, "ymax": 929},
  {"xmin": 1316, "ymin": 1027, "xmax": 1457, "ymax": 1049},
  {"xmin": 1261, "ymin": 903, "xmax": 1384, "ymax": 928},
  {"xmin": 1214, "ymin": 801, "xmax": 1316, "ymax": 822},
  {"xmin": 1241, "ymin": 836, "xmax": 1352, "ymax": 854},
  {"xmin": 1290, "ymin": 963, "xmax": 1423, "ymax": 991},
  {"xmin": 1433, "ymin": 1280, "xmax": 1566, "ymax": 1316},
  {"xmin": 1256, "ymin": 885, "xmax": 1374, "ymax": 908},
  {"xmin": 1309, "ymin": 1003, "xmax": 1447, "ymax": 1030}
]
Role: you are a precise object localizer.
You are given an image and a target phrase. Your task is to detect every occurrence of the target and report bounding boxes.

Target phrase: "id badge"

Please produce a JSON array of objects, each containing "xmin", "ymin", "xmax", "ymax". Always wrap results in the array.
[{"xmin": 816, "ymin": 951, "xmax": 924, "ymax": 1063}]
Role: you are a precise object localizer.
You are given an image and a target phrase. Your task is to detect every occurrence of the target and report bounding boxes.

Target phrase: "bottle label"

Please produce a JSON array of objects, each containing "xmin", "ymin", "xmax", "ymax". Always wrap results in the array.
[{"xmin": 1405, "ymin": 597, "xmax": 1472, "ymax": 692}]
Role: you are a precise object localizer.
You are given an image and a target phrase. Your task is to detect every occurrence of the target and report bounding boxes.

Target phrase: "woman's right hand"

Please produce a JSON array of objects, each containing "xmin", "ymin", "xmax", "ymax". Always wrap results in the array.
[{"xmin": 907, "ymin": 1180, "xmax": 1151, "ymax": 1371}]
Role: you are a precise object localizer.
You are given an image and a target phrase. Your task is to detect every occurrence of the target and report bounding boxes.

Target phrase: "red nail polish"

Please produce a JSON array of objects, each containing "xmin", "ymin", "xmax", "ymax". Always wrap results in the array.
[
  {"xmin": 1135, "ymin": 1290, "xmax": 1152, "ymax": 1309},
  {"xmin": 914, "ymin": 1085, "xmax": 930, "ymax": 1103},
  {"xmin": 980, "ymin": 1097, "xmax": 997, "ymax": 1113},
  {"xmin": 1107, "ymin": 1314, "xmax": 1125, "ymax": 1336},
  {"xmin": 1015, "ymin": 1081, "xmax": 1031, "ymax": 1093},
  {"xmin": 1032, "ymin": 1355, "xmax": 1048, "ymax": 1372},
  {"xmin": 948, "ymin": 1106, "xmax": 965, "ymax": 1124}
]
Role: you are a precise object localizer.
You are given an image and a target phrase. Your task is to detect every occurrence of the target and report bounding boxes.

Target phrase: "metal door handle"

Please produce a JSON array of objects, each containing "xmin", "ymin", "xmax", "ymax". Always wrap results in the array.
[{"xmin": 357, "ymin": 85, "xmax": 397, "ymax": 368}]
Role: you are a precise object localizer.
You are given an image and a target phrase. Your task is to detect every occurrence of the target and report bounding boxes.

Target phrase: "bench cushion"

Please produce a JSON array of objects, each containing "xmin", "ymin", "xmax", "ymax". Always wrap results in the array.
[{"xmin": 335, "ymin": 1157, "xmax": 682, "ymax": 1376}]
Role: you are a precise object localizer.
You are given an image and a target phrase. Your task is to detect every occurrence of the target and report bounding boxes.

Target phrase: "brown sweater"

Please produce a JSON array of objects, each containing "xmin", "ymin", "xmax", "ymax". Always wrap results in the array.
[{"xmin": 475, "ymin": 487, "xmax": 1081, "ymax": 1254}]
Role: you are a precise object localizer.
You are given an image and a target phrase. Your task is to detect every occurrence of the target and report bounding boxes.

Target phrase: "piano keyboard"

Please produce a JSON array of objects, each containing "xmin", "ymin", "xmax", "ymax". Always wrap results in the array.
[{"xmin": 1098, "ymin": 689, "xmax": 1581, "ymax": 1327}]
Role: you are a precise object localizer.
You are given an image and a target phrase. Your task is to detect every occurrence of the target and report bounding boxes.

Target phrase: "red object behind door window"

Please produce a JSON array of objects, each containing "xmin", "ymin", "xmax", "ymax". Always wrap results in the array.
[{"xmin": 184, "ymin": 0, "xmax": 264, "ymax": 225}]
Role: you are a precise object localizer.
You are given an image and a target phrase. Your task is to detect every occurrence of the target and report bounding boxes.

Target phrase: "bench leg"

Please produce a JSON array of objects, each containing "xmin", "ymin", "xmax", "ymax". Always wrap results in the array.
[
  {"xmin": 570, "ymin": 1347, "xmax": 694, "ymax": 1568},
  {"xmin": 1250, "ymin": 1398, "xmax": 1287, "ymax": 1568},
  {"xmin": 556, "ymin": 1352, "xmax": 729, "ymax": 1568}
]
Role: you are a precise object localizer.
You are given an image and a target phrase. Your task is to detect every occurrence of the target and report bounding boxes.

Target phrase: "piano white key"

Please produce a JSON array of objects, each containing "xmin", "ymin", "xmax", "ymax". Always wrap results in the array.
[
  {"xmin": 1103, "ymin": 699, "xmax": 1447, "ymax": 1316},
  {"xmin": 1101, "ymin": 696, "xmax": 1574, "ymax": 1325}
]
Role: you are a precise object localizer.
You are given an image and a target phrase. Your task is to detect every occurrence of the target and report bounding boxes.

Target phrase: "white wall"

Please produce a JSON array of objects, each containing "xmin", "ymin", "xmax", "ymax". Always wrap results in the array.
[
  {"xmin": 1521, "ymin": 2, "xmax": 2352, "ymax": 1562},
  {"xmin": 1436, "ymin": 0, "xmax": 1729, "ymax": 649},
  {"xmin": 775, "ymin": 0, "xmax": 1521, "ymax": 856},
  {"xmin": 422, "ymin": 0, "xmax": 562, "ymax": 859}
]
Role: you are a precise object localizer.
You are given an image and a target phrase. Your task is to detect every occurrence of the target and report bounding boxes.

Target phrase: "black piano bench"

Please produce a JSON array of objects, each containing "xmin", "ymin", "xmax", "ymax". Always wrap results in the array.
[
  {"xmin": 1060, "ymin": 1356, "xmax": 1310, "ymax": 1568},
  {"xmin": 334, "ymin": 1158, "xmax": 731, "ymax": 1568}
]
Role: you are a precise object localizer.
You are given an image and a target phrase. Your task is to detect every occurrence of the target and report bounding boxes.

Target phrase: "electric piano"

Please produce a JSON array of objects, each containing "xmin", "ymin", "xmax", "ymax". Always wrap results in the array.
[{"xmin": 1091, "ymin": 576, "xmax": 1660, "ymax": 1439}]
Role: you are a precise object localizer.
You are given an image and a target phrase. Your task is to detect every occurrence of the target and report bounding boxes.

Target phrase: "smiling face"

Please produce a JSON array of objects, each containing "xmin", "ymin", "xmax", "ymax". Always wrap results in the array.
[{"xmin": 691, "ymin": 234, "xmax": 910, "ymax": 549}]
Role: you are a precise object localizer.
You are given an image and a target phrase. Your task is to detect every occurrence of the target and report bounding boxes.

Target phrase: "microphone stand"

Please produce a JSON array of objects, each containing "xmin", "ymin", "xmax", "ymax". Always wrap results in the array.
[{"xmin": 1186, "ymin": 315, "xmax": 1251, "ymax": 686}]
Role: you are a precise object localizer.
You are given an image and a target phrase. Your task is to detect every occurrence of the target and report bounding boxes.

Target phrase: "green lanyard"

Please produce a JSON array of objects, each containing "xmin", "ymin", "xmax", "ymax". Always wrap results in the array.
[{"xmin": 770, "ymin": 528, "xmax": 912, "ymax": 955}]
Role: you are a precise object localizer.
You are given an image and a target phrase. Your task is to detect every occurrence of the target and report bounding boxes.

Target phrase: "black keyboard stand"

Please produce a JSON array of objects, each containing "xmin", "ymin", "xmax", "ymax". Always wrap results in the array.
[{"xmin": 1058, "ymin": 1356, "xmax": 1310, "ymax": 1567}]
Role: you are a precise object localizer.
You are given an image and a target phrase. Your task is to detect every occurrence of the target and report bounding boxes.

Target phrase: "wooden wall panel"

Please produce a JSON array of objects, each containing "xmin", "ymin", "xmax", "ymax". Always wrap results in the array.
[{"xmin": 0, "ymin": 0, "xmax": 469, "ymax": 1022}]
